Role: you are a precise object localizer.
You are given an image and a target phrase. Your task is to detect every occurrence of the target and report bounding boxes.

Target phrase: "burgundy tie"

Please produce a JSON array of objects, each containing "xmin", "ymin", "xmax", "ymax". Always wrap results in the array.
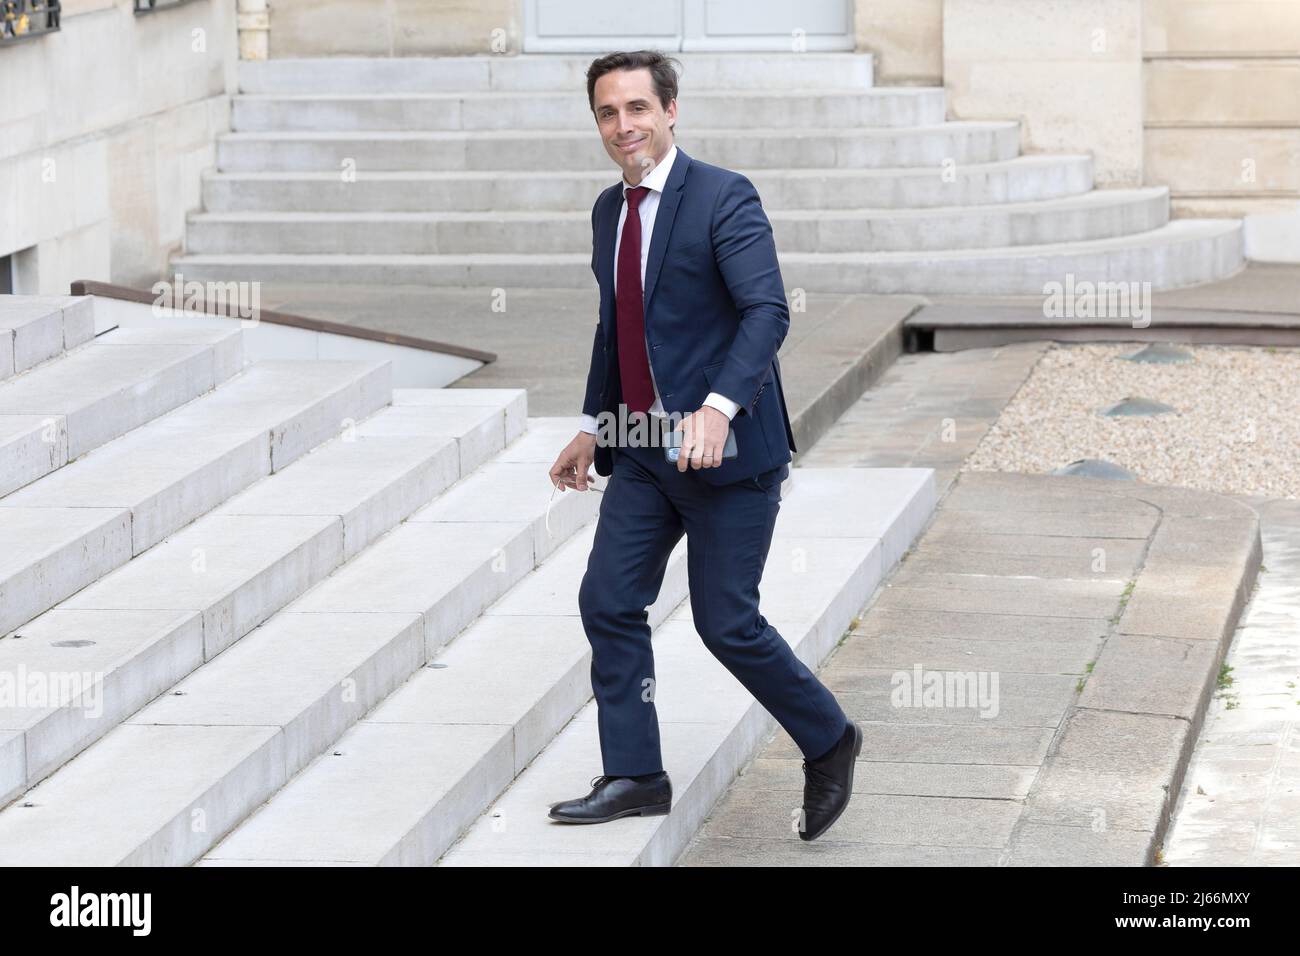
[{"xmin": 616, "ymin": 185, "xmax": 655, "ymax": 414}]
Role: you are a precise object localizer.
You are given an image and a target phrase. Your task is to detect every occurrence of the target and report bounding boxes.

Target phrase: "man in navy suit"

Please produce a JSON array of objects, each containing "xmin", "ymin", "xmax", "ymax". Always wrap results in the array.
[{"xmin": 547, "ymin": 51, "xmax": 861, "ymax": 842}]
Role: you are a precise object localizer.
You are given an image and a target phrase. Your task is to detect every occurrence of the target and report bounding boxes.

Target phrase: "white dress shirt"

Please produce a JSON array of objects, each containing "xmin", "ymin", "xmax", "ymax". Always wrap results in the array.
[{"xmin": 579, "ymin": 142, "xmax": 740, "ymax": 435}]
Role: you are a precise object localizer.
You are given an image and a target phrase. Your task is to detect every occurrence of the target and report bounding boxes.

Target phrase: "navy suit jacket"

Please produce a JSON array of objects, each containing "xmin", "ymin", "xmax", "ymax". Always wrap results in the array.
[{"xmin": 581, "ymin": 145, "xmax": 797, "ymax": 487}]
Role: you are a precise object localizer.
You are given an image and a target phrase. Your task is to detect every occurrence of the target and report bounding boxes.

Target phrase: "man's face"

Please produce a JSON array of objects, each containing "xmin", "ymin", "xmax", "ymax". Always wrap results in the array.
[{"xmin": 592, "ymin": 67, "xmax": 676, "ymax": 185}]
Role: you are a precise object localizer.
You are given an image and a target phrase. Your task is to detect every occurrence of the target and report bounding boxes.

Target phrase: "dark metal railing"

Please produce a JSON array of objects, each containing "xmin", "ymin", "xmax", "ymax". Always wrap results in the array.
[{"xmin": 0, "ymin": 0, "xmax": 60, "ymax": 45}]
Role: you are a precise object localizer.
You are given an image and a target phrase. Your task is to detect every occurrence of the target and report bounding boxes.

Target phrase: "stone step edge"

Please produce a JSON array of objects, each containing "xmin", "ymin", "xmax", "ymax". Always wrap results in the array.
[
  {"xmin": 0, "ymin": 297, "xmax": 95, "ymax": 382},
  {"xmin": 171, "ymin": 219, "xmax": 1240, "ymax": 266},
  {"xmin": 0, "ymin": 387, "xmax": 519, "ymax": 808},
  {"xmin": 0, "ymin": 326, "xmax": 246, "ymax": 481},
  {"xmin": 0, "ymin": 429, "xmax": 599, "ymax": 864},
  {"xmin": 197, "ymin": 154, "xmax": 1090, "ymax": 182},
  {"xmin": 230, "ymin": 87, "xmax": 940, "ymax": 102},
  {"xmin": 200, "ymin": 522, "xmax": 692, "ymax": 866},
  {"xmin": 220, "ymin": 122, "xmax": 1016, "ymax": 139},
  {"xmin": 0, "ymin": 358, "xmax": 391, "ymax": 642},
  {"xmin": 184, "ymin": 189, "xmax": 1170, "ymax": 224}
]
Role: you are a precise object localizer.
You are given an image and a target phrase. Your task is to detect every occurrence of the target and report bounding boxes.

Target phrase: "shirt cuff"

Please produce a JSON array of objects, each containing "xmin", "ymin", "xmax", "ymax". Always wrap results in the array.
[
  {"xmin": 703, "ymin": 392, "xmax": 741, "ymax": 420},
  {"xmin": 578, "ymin": 414, "xmax": 599, "ymax": 435}
]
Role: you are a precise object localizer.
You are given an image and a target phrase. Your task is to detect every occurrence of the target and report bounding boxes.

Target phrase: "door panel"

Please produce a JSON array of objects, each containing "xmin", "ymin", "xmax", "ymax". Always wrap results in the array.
[
  {"xmin": 525, "ymin": 0, "xmax": 852, "ymax": 52},
  {"xmin": 685, "ymin": 0, "xmax": 853, "ymax": 50}
]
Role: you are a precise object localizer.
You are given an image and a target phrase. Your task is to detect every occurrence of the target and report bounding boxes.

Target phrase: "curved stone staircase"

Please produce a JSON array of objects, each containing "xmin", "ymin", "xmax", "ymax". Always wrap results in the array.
[{"xmin": 171, "ymin": 53, "xmax": 1244, "ymax": 295}]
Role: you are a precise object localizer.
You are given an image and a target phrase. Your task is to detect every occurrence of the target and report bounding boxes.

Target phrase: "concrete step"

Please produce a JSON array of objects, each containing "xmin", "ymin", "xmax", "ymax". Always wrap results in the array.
[
  {"xmin": 192, "ymin": 466, "xmax": 934, "ymax": 865},
  {"xmin": 0, "ymin": 325, "xmax": 244, "ymax": 500},
  {"xmin": 171, "ymin": 218, "xmax": 1244, "ymax": 293},
  {"xmin": 0, "ymin": 296, "xmax": 95, "ymax": 382},
  {"xmin": 776, "ymin": 218, "xmax": 1247, "ymax": 294},
  {"xmin": 186, "ymin": 189, "xmax": 1171, "ymax": 256},
  {"xmin": 0, "ymin": 389, "xmax": 528, "ymax": 810},
  {"xmin": 0, "ymin": 414, "xmax": 598, "ymax": 863},
  {"xmin": 230, "ymin": 88, "xmax": 945, "ymax": 133},
  {"xmin": 0, "ymin": 358, "xmax": 391, "ymax": 643},
  {"xmin": 199, "ymin": 517, "xmax": 683, "ymax": 865},
  {"xmin": 214, "ymin": 123, "xmax": 1019, "ymax": 172},
  {"xmin": 0, "ymin": 389, "xmax": 522, "ymax": 809},
  {"xmin": 198, "ymin": 156, "xmax": 1093, "ymax": 214},
  {"xmin": 238, "ymin": 53, "xmax": 876, "ymax": 94}
]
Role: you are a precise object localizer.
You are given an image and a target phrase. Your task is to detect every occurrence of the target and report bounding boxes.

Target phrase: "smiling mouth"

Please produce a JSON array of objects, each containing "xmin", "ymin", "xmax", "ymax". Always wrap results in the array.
[{"xmin": 616, "ymin": 137, "xmax": 646, "ymax": 153}]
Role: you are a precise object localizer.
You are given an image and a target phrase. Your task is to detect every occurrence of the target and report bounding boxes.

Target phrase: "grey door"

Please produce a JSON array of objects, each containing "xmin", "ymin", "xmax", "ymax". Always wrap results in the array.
[{"xmin": 524, "ymin": 0, "xmax": 853, "ymax": 52}]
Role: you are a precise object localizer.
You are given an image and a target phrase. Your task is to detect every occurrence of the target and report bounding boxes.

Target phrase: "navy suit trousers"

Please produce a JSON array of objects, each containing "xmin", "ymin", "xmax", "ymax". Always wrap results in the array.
[{"xmin": 577, "ymin": 438, "xmax": 848, "ymax": 776}]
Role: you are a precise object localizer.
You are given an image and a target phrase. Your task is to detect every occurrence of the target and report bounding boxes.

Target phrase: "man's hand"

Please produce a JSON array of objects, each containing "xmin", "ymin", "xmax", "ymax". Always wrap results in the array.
[
  {"xmin": 675, "ymin": 406, "xmax": 729, "ymax": 472},
  {"xmin": 550, "ymin": 431, "xmax": 598, "ymax": 491}
]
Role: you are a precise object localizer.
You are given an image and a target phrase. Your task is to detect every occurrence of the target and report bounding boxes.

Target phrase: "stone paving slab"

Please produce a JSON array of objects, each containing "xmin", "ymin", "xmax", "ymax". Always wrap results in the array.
[
  {"xmin": 682, "ymin": 837, "xmax": 1003, "ymax": 866},
  {"xmin": 888, "ymin": 564, "xmax": 1130, "ymax": 597},
  {"xmin": 764, "ymin": 717, "xmax": 1058, "ymax": 766},
  {"xmin": 872, "ymin": 580, "xmax": 1126, "ymax": 619},
  {"xmin": 922, "ymin": 508, "xmax": 1160, "ymax": 540},
  {"xmin": 1119, "ymin": 539, "xmax": 1261, "ymax": 644},
  {"xmin": 732, "ymin": 755, "xmax": 1037, "ymax": 801},
  {"xmin": 893, "ymin": 547, "xmax": 1141, "ymax": 580},
  {"xmin": 833, "ymin": 637, "xmax": 1099, "ymax": 676},
  {"xmin": 800, "ymin": 342, "xmax": 1048, "ymax": 494},
  {"xmin": 1003, "ymin": 823, "xmax": 1157, "ymax": 867},
  {"xmin": 693, "ymin": 787, "xmax": 1022, "ymax": 848},
  {"xmin": 853, "ymin": 606, "xmax": 1109, "ymax": 644},
  {"xmin": 821, "ymin": 667, "xmax": 1079, "ymax": 727},
  {"xmin": 1016, "ymin": 709, "xmax": 1192, "ymax": 835},
  {"xmin": 916, "ymin": 529, "xmax": 1147, "ymax": 563},
  {"xmin": 1079, "ymin": 634, "xmax": 1222, "ymax": 719},
  {"xmin": 677, "ymin": 345, "xmax": 1262, "ymax": 867}
]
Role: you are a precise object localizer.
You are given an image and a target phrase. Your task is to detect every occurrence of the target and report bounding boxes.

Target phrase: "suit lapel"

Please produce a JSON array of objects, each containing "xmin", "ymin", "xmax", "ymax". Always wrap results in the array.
[
  {"xmin": 596, "ymin": 184, "xmax": 621, "ymax": 340},
  {"xmin": 595, "ymin": 146, "xmax": 693, "ymax": 343},
  {"xmin": 642, "ymin": 146, "xmax": 690, "ymax": 319}
]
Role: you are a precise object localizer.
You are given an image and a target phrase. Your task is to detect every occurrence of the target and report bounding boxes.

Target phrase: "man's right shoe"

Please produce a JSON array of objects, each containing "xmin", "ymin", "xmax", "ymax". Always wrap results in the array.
[
  {"xmin": 799, "ymin": 719, "xmax": 862, "ymax": 842},
  {"xmin": 548, "ymin": 772, "xmax": 672, "ymax": 824}
]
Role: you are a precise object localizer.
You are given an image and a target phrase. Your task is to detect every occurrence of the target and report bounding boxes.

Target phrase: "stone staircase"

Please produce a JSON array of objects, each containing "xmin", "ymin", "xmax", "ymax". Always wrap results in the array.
[
  {"xmin": 0, "ymin": 293, "xmax": 935, "ymax": 866},
  {"xmin": 171, "ymin": 53, "xmax": 1244, "ymax": 294}
]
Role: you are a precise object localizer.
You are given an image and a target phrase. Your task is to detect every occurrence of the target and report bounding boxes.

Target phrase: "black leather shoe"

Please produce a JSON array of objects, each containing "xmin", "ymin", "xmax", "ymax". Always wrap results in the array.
[
  {"xmin": 548, "ymin": 772, "xmax": 672, "ymax": 824},
  {"xmin": 799, "ymin": 720, "xmax": 862, "ymax": 841}
]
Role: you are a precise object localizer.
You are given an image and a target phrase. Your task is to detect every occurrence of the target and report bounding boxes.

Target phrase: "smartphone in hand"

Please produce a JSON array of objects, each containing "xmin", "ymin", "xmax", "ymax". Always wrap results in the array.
[{"xmin": 664, "ymin": 426, "xmax": 738, "ymax": 464}]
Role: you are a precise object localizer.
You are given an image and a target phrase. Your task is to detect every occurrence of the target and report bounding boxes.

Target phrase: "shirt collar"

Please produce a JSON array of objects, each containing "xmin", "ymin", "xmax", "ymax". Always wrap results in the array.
[{"xmin": 623, "ymin": 143, "xmax": 677, "ymax": 199}]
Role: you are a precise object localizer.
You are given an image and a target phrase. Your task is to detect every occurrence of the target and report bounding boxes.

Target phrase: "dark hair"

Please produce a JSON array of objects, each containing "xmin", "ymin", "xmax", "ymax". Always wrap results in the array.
[{"xmin": 586, "ymin": 50, "xmax": 682, "ymax": 116}]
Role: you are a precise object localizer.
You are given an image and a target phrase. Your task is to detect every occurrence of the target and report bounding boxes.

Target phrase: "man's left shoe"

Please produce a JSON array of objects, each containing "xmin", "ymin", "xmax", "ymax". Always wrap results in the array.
[{"xmin": 798, "ymin": 720, "xmax": 862, "ymax": 842}]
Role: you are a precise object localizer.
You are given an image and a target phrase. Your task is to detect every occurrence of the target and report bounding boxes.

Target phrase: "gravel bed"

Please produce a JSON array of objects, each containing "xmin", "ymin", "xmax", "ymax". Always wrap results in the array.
[{"xmin": 962, "ymin": 343, "xmax": 1300, "ymax": 499}]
